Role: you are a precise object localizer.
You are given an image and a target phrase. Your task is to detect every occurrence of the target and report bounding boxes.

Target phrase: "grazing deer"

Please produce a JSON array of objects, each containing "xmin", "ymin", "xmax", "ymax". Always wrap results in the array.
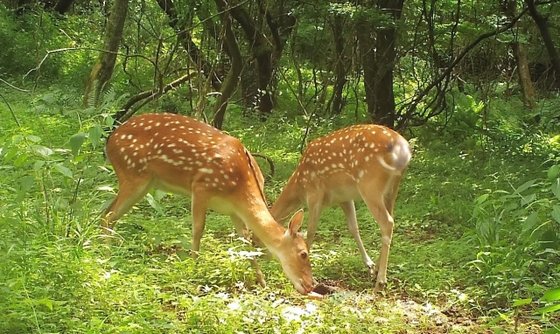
[
  {"xmin": 103, "ymin": 113, "xmax": 314, "ymax": 295},
  {"xmin": 271, "ymin": 124, "xmax": 411, "ymax": 291}
]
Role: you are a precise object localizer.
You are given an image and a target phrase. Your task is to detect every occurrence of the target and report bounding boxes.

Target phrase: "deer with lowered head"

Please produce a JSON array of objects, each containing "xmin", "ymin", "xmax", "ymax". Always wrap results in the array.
[
  {"xmin": 102, "ymin": 112, "xmax": 315, "ymax": 295},
  {"xmin": 271, "ymin": 124, "xmax": 411, "ymax": 292}
]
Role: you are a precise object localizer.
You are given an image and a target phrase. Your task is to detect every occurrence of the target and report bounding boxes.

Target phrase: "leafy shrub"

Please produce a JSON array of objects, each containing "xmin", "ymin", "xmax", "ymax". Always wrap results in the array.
[
  {"xmin": 470, "ymin": 164, "xmax": 560, "ymax": 308},
  {"xmin": 536, "ymin": 287, "xmax": 560, "ymax": 332}
]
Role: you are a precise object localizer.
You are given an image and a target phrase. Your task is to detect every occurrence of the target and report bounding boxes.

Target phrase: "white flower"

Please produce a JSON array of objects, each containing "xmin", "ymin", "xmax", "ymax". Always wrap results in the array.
[
  {"xmin": 216, "ymin": 292, "xmax": 230, "ymax": 300},
  {"xmin": 228, "ymin": 300, "xmax": 241, "ymax": 311},
  {"xmin": 281, "ymin": 302, "xmax": 318, "ymax": 322}
]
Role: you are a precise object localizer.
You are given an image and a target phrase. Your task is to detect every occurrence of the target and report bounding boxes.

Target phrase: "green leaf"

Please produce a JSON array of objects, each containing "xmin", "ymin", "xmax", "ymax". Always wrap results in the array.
[
  {"xmin": 154, "ymin": 190, "xmax": 168, "ymax": 201},
  {"xmin": 552, "ymin": 205, "xmax": 560, "ymax": 225},
  {"xmin": 552, "ymin": 178, "xmax": 560, "ymax": 200},
  {"xmin": 536, "ymin": 303, "xmax": 560, "ymax": 314},
  {"xmin": 475, "ymin": 193, "xmax": 489, "ymax": 204},
  {"xmin": 515, "ymin": 179, "xmax": 536, "ymax": 193},
  {"xmin": 512, "ymin": 298, "xmax": 532, "ymax": 307},
  {"xmin": 33, "ymin": 145, "xmax": 54, "ymax": 158},
  {"xmin": 146, "ymin": 193, "xmax": 163, "ymax": 214},
  {"xmin": 69, "ymin": 132, "xmax": 86, "ymax": 156},
  {"xmin": 33, "ymin": 160, "xmax": 46, "ymax": 170},
  {"xmin": 543, "ymin": 287, "xmax": 560, "ymax": 302},
  {"xmin": 548, "ymin": 165, "xmax": 560, "ymax": 180},
  {"xmin": 54, "ymin": 163, "xmax": 73, "ymax": 178},
  {"xmin": 520, "ymin": 193, "xmax": 537, "ymax": 206},
  {"xmin": 105, "ymin": 115, "xmax": 115, "ymax": 128},
  {"xmin": 89, "ymin": 125, "xmax": 103, "ymax": 149},
  {"xmin": 19, "ymin": 175, "xmax": 35, "ymax": 191},
  {"xmin": 32, "ymin": 297, "xmax": 54, "ymax": 311},
  {"xmin": 525, "ymin": 211, "xmax": 539, "ymax": 226}
]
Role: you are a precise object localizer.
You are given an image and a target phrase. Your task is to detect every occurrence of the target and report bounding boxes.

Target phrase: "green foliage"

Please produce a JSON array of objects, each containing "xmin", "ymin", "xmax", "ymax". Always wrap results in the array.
[
  {"xmin": 0, "ymin": 7, "xmax": 52, "ymax": 75},
  {"xmin": 538, "ymin": 287, "xmax": 560, "ymax": 322},
  {"xmin": 470, "ymin": 163, "xmax": 560, "ymax": 308},
  {"xmin": 2, "ymin": 0, "xmax": 560, "ymax": 330},
  {"xmin": 2, "ymin": 88, "xmax": 559, "ymax": 332},
  {"xmin": 328, "ymin": 2, "xmax": 396, "ymax": 28},
  {"xmin": 0, "ymin": 5, "xmax": 101, "ymax": 82}
]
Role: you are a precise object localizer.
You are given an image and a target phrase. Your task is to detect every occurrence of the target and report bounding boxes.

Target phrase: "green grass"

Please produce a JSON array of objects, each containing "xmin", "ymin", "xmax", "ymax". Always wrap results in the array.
[{"xmin": 0, "ymin": 90, "xmax": 558, "ymax": 333}]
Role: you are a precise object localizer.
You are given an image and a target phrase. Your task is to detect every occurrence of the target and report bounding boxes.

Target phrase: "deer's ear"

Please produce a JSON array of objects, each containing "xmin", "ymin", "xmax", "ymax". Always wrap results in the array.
[{"xmin": 287, "ymin": 209, "xmax": 304, "ymax": 237}]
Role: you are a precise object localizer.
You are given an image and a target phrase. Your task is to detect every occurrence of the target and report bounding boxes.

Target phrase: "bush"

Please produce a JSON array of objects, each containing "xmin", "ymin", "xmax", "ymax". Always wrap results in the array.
[{"xmin": 470, "ymin": 163, "xmax": 560, "ymax": 308}]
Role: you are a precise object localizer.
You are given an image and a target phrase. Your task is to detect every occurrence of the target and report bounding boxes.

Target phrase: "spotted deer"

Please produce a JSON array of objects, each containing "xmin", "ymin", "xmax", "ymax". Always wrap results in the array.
[
  {"xmin": 103, "ymin": 113, "xmax": 314, "ymax": 295},
  {"xmin": 271, "ymin": 124, "xmax": 411, "ymax": 291}
]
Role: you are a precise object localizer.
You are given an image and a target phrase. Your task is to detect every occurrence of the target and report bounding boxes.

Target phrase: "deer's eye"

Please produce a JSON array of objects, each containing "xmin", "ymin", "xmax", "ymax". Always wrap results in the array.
[{"xmin": 300, "ymin": 251, "xmax": 308, "ymax": 260}]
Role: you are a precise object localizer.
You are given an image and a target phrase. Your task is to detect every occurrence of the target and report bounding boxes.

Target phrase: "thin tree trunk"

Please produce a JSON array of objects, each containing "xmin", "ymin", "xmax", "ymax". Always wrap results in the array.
[
  {"xmin": 373, "ymin": 24, "xmax": 398, "ymax": 127},
  {"xmin": 83, "ymin": 0, "xmax": 128, "ymax": 106},
  {"xmin": 502, "ymin": 0, "xmax": 536, "ymax": 107},
  {"xmin": 525, "ymin": 0, "xmax": 560, "ymax": 88},
  {"xmin": 513, "ymin": 43, "xmax": 537, "ymax": 107},
  {"xmin": 229, "ymin": 5, "xmax": 274, "ymax": 115},
  {"xmin": 212, "ymin": 0, "xmax": 242, "ymax": 129},
  {"xmin": 329, "ymin": 14, "xmax": 347, "ymax": 114},
  {"xmin": 356, "ymin": 18, "xmax": 376, "ymax": 123}
]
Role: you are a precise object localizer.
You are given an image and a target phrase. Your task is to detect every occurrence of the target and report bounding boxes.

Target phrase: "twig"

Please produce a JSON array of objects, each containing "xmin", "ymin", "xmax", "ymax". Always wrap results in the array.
[
  {"xmin": 0, "ymin": 78, "xmax": 29, "ymax": 92},
  {"xmin": 0, "ymin": 93, "xmax": 21, "ymax": 127},
  {"xmin": 24, "ymin": 47, "xmax": 156, "ymax": 80},
  {"xmin": 403, "ymin": 6, "xmax": 532, "ymax": 126}
]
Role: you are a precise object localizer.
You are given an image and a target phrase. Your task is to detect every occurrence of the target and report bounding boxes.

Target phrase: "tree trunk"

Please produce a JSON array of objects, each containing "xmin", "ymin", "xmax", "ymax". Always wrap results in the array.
[
  {"xmin": 83, "ymin": 0, "xmax": 128, "ymax": 107},
  {"xmin": 502, "ymin": 0, "xmax": 536, "ymax": 108},
  {"xmin": 374, "ymin": 0, "xmax": 403, "ymax": 127},
  {"xmin": 53, "ymin": 0, "xmax": 75, "ymax": 14},
  {"xmin": 356, "ymin": 19, "xmax": 377, "ymax": 123},
  {"xmin": 212, "ymin": 0, "xmax": 242, "ymax": 129},
  {"xmin": 356, "ymin": 0, "xmax": 403, "ymax": 128},
  {"xmin": 230, "ymin": 1, "xmax": 295, "ymax": 117},
  {"xmin": 525, "ymin": 0, "xmax": 560, "ymax": 89},
  {"xmin": 329, "ymin": 14, "xmax": 348, "ymax": 115},
  {"xmin": 229, "ymin": 5, "xmax": 274, "ymax": 115},
  {"xmin": 373, "ymin": 23, "xmax": 398, "ymax": 127},
  {"xmin": 513, "ymin": 43, "xmax": 537, "ymax": 108}
]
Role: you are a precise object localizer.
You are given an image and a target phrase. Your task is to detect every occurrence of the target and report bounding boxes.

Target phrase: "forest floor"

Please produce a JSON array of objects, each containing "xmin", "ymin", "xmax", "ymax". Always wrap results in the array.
[{"xmin": 0, "ymin": 90, "xmax": 558, "ymax": 333}]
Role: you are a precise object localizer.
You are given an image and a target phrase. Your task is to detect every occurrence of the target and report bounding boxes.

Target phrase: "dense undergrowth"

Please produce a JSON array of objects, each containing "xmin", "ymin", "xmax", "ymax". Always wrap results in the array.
[{"xmin": 1, "ymin": 87, "xmax": 559, "ymax": 333}]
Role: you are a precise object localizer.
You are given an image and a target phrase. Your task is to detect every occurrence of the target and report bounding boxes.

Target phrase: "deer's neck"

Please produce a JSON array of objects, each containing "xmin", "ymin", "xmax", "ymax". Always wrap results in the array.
[
  {"xmin": 271, "ymin": 177, "xmax": 303, "ymax": 222},
  {"xmin": 241, "ymin": 201, "xmax": 286, "ymax": 253}
]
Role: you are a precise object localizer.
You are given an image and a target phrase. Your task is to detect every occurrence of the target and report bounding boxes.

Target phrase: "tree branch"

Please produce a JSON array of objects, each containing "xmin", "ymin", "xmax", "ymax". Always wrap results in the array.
[
  {"xmin": 0, "ymin": 78, "xmax": 30, "ymax": 92},
  {"xmin": 24, "ymin": 47, "xmax": 155, "ymax": 80},
  {"xmin": 114, "ymin": 72, "xmax": 197, "ymax": 123},
  {"xmin": 402, "ymin": 6, "xmax": 531, "ymax": 126}
]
